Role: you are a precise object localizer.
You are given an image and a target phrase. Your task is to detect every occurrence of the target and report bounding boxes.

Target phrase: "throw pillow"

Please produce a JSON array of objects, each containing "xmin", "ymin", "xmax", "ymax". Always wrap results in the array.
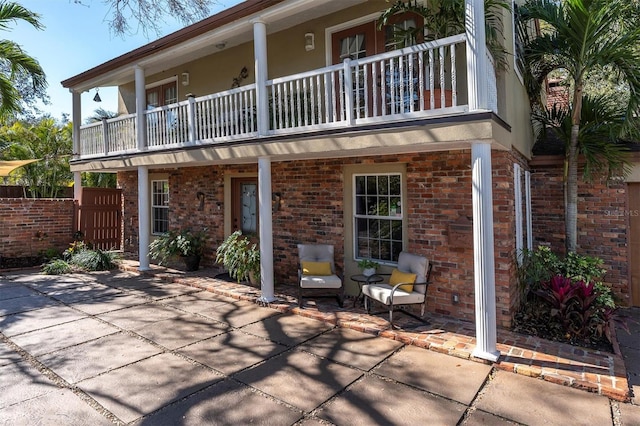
[
  {"xmin": 389, "ymin": 268, "xmax": 416, "ymax": 292},
  {"xmin": 302, "ymin": 261, "xmax": 332, "ymax": 276}
]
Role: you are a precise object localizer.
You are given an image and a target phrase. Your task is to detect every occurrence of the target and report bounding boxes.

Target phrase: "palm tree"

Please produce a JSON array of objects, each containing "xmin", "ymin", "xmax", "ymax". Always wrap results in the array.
[
  {"xmin": 0, "ymin": 2, "xmax": 46, "ymax": 122},
  {"xmin": 519, "ymin": 0, "xmax": 640, "ymax": 252}
]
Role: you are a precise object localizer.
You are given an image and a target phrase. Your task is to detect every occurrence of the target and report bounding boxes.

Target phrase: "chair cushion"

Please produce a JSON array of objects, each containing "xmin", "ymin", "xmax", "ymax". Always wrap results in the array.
[
  {"xmin": 397, "ymin": 252, "xmax": 429, "ymax": 284},
  {"xmin": 389, "ymin": 268, "xmax": 416, "ymax": 292},
  {"xmin": 362, "ymin": 284, "xmax": 425, "ymax": 305},
  {"xmin": 300, "ymin": 274, "xmax": 342, "ymax": 289},
  {"xmin": 301, "ymin": 261, "xmax": 332, "ymax": 276}
]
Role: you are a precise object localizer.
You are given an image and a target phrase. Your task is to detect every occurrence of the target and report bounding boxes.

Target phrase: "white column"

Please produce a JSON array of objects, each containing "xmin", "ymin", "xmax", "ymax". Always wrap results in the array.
[
  {"xmin": 258, "ymin": 156, "xmax": 276, "ymax": 303},
  {"xmin": 135, "ymin": 66, "xmax": 147, "ymax": 150},
  {"xmin": 471, "ymin": 143, "xmax": 500, "ymax": 362},
  {"xmin": 73, "ymin": 172, "xmax": 82, "ymax": 201},
  {"xmin": 465, "ymin": 0, "xmax": 488, "ymax": 111},
  {"xmin": 71, "ymin": 90, "xmax": 81, "ymax": 159},
  {"xmin": 138, "ymin": 165, "xmax": 150, "ymax": 271},
  {"xmin": 252, "ymin": 19, "xmax": 269, "ymax": 136}
]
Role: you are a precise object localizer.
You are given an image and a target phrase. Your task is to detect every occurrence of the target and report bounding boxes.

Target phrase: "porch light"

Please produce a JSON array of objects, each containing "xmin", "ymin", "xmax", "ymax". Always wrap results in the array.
[
  {"xmin": 181, "ymin": 72, "xmax": 190, "ymax": 86},
  {"xmin": 92, "ymin": 89, "xmax": 101, "ymax": 102},
  {"xmin": 304, "ymin": 33, "xmax": 315, "ymax": 51}
]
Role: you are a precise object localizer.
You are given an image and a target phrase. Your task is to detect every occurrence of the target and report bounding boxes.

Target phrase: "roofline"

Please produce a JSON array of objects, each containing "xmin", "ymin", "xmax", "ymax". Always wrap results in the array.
[{"xmin": 61, "ymin": 0, "xmax": 285, "ymax": 89}]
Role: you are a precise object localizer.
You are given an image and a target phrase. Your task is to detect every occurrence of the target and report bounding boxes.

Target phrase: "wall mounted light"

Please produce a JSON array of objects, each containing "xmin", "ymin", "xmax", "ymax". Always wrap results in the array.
[
  {"xmin": 196, "ymin": 191, "xmax": 205, "ymax": 211},
  {"xmin": 215, "ymin": 42, "xmax": 227, "ymax": 50},
  {"xmin": 93, "ymin": 89, "xmax": 101, "ymax": 102},
  {"xmin": 181, "ymin": 72, "xmax": 190, "ymax": 86},
  {"xmin": 304, "ymin": 32, "xmax": 315, "ymax": 51},
  {"xmin": 272, "ymin": 192, "xmax": 282, "ymax": 212}
]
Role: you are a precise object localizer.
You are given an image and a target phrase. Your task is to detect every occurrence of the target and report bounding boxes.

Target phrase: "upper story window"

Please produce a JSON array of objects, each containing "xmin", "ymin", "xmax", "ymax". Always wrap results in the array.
[
  {"xmin": 354, "ymin": 173, "xmax": 404, "ymax": 263},
  {"xmin": 146, "ymin": 82, "xmax": 177, "ymax": 109},
  {"xmin": 151, "ymin": 180, "xmax": 169, "ymax": 235}
]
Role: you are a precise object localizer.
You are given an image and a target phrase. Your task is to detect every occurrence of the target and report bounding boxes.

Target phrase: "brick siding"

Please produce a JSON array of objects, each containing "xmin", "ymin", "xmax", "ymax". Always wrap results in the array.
[
  {"xmin": 0, "ymin": 198, "xmax": 75, "ymax": 259},
  {"xmin": 119, "ymin": 149, "xmax": 521, "ymax": 328}
]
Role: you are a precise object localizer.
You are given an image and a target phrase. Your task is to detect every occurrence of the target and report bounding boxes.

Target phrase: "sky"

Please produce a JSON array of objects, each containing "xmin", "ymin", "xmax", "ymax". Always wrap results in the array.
[{"xmin": 9, "ymin": 0, "xmax": 242, "ymax": 122}]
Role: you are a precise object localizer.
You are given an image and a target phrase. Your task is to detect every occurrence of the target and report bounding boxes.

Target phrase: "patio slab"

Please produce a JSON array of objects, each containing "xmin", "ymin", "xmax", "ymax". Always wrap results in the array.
[
  {"xmin": 375, "ymin": 345, "xmax": 492, "ymax": 404},
  {"xmin": 0, "ymin": 388, "xmax": 112, "ymax": 426},
  {"xmin": 10, "ymin": 317, "xmax": 118, "ymax": 356},
  {"xmin": 195, "ymin": 298, "xmax": 282, "ymax": 327},
  {"xmin": 0, "ymin": 293, "xmax": 57, "ymax": 317},
  {"xmin": 239, "ymin": 312, "xmax": 334, "ymax": 346},
  {"xmin": 133, "ymin": 313, "xmax": 229, "ymax": 349},
  {"xmin": 0, "ymin": 285, "xmax": 39, "ymax": 301},
  {"xmin": 0, "ymin": 305, "xmax": 86, "ymax": 337},
  {"xmin": 298, "ymin": 327, "xmax": 403, "ymax": 371},
  {"xmin": 0, "ymin": 361, "xmax": 57, "ymax": 409},
  {"xmin": 70, "ymin": 292, "xmax": 151, "ymax": 315},
  {"xmin": 96, "ymin": 303, "xmax": 183, "ymax": 330},
  {"xmin": 317, "ymin": 375, "xmax": 467, "ymax": 425},
  {"xmin": 178, "ymin": 330, "xmax": 287, "ymax": 375},
  {"xmin": 78, "ymin": 352, "xmax": 223, "ymax": 424},
  {"xmin": 131, "ymin": 379, "xmax": 303, "ymax": 426},
  {"xmin": 37, "ymin": 332, "xmax": 162, "ymax": 383},
  {"xmin": 46, "ymin": 284, "xmax": 123, "ymax": 304},
  {"xmin": 0, "ymin": 341, "xmax": 21, "ymax": 367},
  {"xmin": 21, "ymin": 275, "xmax": 89, "ymax": 293},
  {"xmin": 619, "ymin": 400, "xmax": 640, "ymax": 426},
  {"xmin": 463, "ymin": 409, "xmax": 519, "ymax": 425},
  {"xmin": 131, "ymin": 282, "xmax": 202, "ymax": 300},
  {"xmin": 475, "ymin": 370, "xmax": 613, "ymax": 425},
  {"xmin": 235, "ymin": 350, "xmax": 363, "ymax": 412},
  {"xmin": 160, "ymin": 292, "xmax": 243, "ymax": 314}
]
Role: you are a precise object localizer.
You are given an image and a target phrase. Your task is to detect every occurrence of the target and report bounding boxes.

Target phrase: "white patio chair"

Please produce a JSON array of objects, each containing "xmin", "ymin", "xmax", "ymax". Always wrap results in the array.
[{"xmin": 297, "ymin": 244, "xmax": 344, "ymax": 307}]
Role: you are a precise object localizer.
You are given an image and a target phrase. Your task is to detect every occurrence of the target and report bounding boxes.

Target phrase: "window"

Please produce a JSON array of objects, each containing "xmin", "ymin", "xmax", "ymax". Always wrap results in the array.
[
  {"xmin": 152, "ymin": 180, "xmax": 169, "ymax": 234},
  {"xmin": 354, "ymin": 173, "xmax": 404, "ymax": 263},
  {"xmin": 146, "ymin": 82, "xmax": 178, "ymax": 109}
]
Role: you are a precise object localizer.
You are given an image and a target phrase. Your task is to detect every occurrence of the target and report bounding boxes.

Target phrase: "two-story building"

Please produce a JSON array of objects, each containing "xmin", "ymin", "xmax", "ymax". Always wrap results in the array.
[{"xmin": 62, "ymin": 0, "xmax": 537, "ymax": 360}]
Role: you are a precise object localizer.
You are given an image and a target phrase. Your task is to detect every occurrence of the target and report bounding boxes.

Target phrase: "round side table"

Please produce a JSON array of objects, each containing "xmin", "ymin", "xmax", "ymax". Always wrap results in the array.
[{"xmin": 351, "ymin": 274, "xmax": 383, "ymax": 308}]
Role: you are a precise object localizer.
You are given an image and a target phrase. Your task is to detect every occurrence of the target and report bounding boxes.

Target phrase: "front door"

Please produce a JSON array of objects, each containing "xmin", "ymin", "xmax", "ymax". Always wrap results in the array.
[
  {"xmin": 628, "ymin": 183, "xmax": 640, "ymax": 306},
  {"xmin": 231, "ymin": 178, "xmax": 258, "ymax": 235}
]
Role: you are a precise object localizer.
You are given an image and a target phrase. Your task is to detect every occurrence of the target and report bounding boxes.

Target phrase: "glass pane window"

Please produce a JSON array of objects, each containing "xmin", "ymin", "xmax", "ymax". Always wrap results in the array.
[
  {"xmin": 152, "ymin": 180, "xmax": 169, "ymax": 234},
  {"xmin": 354, "ymin": 173, "xmax": 403, "ymax": 263}
]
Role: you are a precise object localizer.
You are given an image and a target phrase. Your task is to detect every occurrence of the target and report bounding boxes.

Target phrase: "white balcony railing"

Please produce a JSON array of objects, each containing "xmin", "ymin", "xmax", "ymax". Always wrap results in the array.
[{"xmin": 77, "ymin": 33, "xmax": 497, "ymax": 160}]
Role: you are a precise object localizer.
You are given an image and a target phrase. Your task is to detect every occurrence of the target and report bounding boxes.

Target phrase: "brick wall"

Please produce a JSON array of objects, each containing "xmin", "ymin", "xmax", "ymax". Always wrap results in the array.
[
  {"xmin": 0, "ymin": 198, "xmax": 75, "ymax": 259},
  {"xmin": 530, "ymin": 160, "xmax": 630, "ymax": 306},
  {"xmin": 120, "ymin": 149, "xmax": 521, "ymax": 327}
]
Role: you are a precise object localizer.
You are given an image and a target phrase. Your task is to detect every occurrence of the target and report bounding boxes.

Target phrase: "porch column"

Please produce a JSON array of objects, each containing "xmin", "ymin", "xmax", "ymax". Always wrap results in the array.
[
  {"xmin": 258, "ymin": 156, "xmax": 276, "ymax": 303},
  {"xmin": 465, "ymin": 0, "xmax": 488, "ymax": 110},
  {"xmin": 135, "ymin": 66, "xmax": 147, "ymax": 150},
  {"xmin": 471, "ymin": 142, "xmax": 500, "ymax": 362},
  {"xmin": 138, "ymin": 165, "xmax": 150, "ymax": 271},
  {"xmin": 252, "ymin": 19, "xmax": 269, "ymax": 136},
  {"xmin": 71, "ymin": 90, "xmax": 82, "ymax": 201}
]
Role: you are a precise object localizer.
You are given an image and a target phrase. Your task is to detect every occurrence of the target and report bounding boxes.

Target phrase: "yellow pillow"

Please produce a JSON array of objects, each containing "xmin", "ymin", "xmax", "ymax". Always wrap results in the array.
[
  {"xmin": 389, "ymin": 269, "xmax": 416, "ymax": 292},
  {"xmin": 302, "ymin": 261, "xmax": 332, "ymax": 276}
]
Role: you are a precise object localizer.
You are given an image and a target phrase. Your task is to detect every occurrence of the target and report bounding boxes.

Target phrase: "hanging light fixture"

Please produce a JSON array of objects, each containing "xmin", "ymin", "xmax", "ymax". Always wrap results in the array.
[{"xmin": 93, "ymin": 89, "xmax": 101, "ymax": 102}]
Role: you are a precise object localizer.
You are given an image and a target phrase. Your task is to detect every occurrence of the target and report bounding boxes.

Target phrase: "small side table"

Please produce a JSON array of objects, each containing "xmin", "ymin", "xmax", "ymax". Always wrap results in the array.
[{"xmin": 351, "ymin": 274, "xmax": 383, "ymax": 308}]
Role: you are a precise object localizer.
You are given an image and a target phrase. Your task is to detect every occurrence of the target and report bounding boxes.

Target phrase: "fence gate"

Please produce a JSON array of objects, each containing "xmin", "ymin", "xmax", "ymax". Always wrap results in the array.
[{"xmin": 75, "ymin": 187, "xmax": 122, "ymax": 251}]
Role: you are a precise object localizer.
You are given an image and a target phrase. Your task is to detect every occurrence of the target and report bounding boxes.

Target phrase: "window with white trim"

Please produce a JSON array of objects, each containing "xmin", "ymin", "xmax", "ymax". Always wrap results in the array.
[
  {"xmin": 152, "ymin": 180, "xmax": 169, "ymax": 234},
  {"xmin": 354, "ymin": 173, "xmax": 404, "ymax": 263}
]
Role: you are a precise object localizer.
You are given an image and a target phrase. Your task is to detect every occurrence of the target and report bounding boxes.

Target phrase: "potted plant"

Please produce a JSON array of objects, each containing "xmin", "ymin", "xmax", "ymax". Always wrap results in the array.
[
  {"xmin": 215, "ymin": 230, "xmax": 260, "ymax": 285},
  {"xmin": 149, "ymin": 228, "xmax": 208, "ymax": 271},
  {"xmin": 357, "ymin": 259, "xmax": 379, "ymax": 277}
]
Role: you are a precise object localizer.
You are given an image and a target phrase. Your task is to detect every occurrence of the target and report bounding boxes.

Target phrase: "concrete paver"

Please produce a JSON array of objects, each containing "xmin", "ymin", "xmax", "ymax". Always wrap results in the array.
[
  {"xmin": 96, "ymin": 303, "xmax": 183, "ymax": 330},
  {"xmin": 0, "ymin": 294, "xmax": 57, "ymax": 317},
  {"xmin": 317, "ymin": 375, "xmax": 467, "ymax": 425},
  {"xmin": 0, "ymin": 305, "xmax": 86, "ymax": 337},
  {"xmin": 462, "ymin": 409, "xmax": 520, "ymax": 425},
  {"xmin": 0, "ymin": 341, "xmax": 20, "ymax": 367},
  {"xmin": 239, "ymin": 312, "xmax": 334, "ymax": 346},
  {"xmin": 37, "ymin": 332, "xmax": 162, "ymax": 383},
  {"xmin": 70, "ymin": 292, "xmax": 151, "ymax": 315},
  {"xmin": 194, "ymin": 298, "xmax": 282, "ymax": 327},
  {"xmin": 0, "ymin": 361, "xmax": 57, "ymax": 409},
  {"xmin": 619, "ymin": 401, "xmax": 640, "ymax": 426},
  {"xmin": 46, "ymin": 283, "xmax": 123, "ymax": 304},
  {"xmin": 299, "ymin": 327, "xmax": 403, "ymax": 371},
  {"xmin": 129, "ymin": 282, "xmax": 201, "ymax": 300},
  {"xmin": 133, "ymin": 313, "xmax": 228, "ymax": 349},
  {"xmin": 131, "ymin": 379, "xmax": 303, "ymax": 426},
  {"xmin": 236, "ymin": 350, "xmax": 363, "ymax": 412},
  {"xmin": 78, "ymin": 352, "xmax": 223, "ymax": 423},
  {"xmin": 10, "ymin": 317, "xmax": 118, "ymax": 356},
  {"xmin": 179, "ymin": 329, "xmax": 288, "ymax": 374},
  {"xmin": 0, "ymin": 285, "xmax": 39, "ymax": 301},
  {"xmin": 0, "ymin": 388, "xmax": 113, "ymax": 426},
  {"xmin": 375, "ymin": 344, "xmax": 492, "ymax": 404},
  {"xmin": 475, "ymin": 370, "xmax": 613, "ymax": 425}
]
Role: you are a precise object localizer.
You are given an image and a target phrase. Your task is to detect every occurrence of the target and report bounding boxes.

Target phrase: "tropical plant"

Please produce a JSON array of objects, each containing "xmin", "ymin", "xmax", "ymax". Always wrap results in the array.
[
  {"xmin": 69, "ymin": 248, "xmax": 119, "ymax": 271},
  {"xmin": 0, "ymin": 118, "xmax": 73, "ymax": 197},
  {"xmin": 378, "ymin": 0, "xmax": 511, "ymax": 67},
  {"xmin": 41, "ymin": 259, "xmax": 72, "ymax": 275},
  {"xmin": 149, "ymin": 228, "xmax": 208, "ymax": 269},
  {"xmin": 518, "ymin": 0, "xmax": 640, "ymax": 252},
  {"xmin": 215, "ymin": 230, "xmax": 260, "ymax": 284},
  {"xmin": 0, "ymin": 2, "xmax": 46, "ymax": 122}
]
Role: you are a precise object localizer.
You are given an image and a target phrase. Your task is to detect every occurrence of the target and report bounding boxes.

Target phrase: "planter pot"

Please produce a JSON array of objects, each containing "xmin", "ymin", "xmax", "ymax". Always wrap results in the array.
[
  {"xmin": 182, "ymin": 255, "xmax": 201, "ymax": 272},
  {"xmin": 362, "ymin": 268, "xmax": 376, "ymax": 277}
]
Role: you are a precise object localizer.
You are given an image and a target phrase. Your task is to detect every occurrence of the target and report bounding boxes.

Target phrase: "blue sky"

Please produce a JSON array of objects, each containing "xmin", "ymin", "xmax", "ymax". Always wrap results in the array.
[{"xmin": 10, "ymin": 0, "xmax": 242, "ymax": 122}]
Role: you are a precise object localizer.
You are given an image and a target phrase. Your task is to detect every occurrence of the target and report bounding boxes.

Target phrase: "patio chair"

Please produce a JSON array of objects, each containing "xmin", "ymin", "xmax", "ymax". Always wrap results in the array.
[
  {"xmin": 297, "ymin": 244, "xmax": 344, "ymax": 307},
  {"xmin": 362, "ymin": 251, "xmax": 432, "ymax": 327}
]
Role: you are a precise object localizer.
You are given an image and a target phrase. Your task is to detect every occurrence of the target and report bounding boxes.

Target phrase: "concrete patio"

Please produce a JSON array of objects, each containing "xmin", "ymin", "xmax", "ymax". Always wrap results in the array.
[{"xmin": 1, "ymin": 267, "xmax": 639, "ymax": 425}]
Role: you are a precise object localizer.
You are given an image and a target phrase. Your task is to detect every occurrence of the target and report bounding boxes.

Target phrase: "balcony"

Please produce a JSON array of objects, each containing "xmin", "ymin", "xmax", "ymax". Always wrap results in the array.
[{"xmin": 77, "ymin": 34, "xmax": 497, "ymax": 161}]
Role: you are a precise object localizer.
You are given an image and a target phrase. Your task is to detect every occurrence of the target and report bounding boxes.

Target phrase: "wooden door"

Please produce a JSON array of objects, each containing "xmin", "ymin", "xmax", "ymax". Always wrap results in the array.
[{"xmin": 628, "ymin": 183, "xmax": 640, "ymax": 306}]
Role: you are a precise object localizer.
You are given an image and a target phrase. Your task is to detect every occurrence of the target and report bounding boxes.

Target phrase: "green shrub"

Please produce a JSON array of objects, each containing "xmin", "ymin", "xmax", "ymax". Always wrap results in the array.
[
  {"xmin": 70, "ymin": 249, "xmax": 119, "ymax": 271},
  {"xmin": 39, "ymin": 248, "xmax": 60, "ymax": 261},
  {"xmin": 42, "ymin": 259, "xmax": 72, "ymax": 275}
]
